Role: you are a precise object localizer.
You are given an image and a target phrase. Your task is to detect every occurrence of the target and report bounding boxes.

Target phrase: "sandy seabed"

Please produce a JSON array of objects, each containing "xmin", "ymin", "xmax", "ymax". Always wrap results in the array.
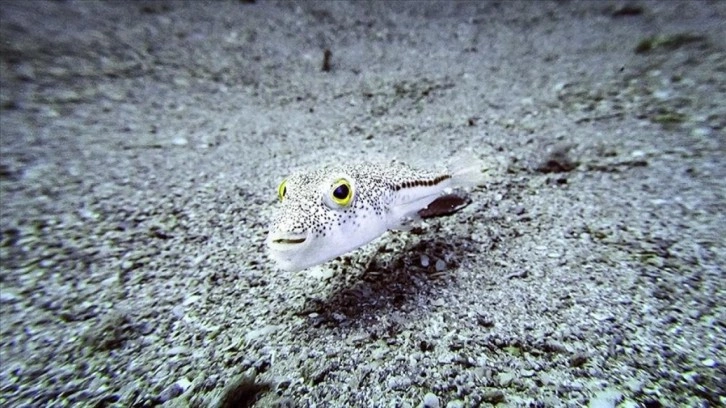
[{"xmin": 1, "ymin": 1, "xmax": 724, "ymax": 407}]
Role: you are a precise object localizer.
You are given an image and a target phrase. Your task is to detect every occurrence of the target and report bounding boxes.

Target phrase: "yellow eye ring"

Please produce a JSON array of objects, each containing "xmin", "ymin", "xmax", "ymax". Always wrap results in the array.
[
  {"xmin": 330, "ymin": 178, "xmax": 353, "ymax": 207},
  {"xmin": 277, "ymin": 179, "xmax": 287, "ymax": 201}
]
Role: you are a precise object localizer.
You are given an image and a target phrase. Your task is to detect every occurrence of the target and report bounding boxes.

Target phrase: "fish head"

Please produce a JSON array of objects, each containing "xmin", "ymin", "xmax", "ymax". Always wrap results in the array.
[{"xmin": 266, "ymin": 167, "xmax": 388, "ymax": 271}]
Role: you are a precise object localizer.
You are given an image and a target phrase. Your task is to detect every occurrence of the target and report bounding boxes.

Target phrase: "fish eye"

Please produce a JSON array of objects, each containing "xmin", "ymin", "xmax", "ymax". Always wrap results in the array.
[
  {"xmin": 277, "ymin": 179, "xmax": 287, "ymax": 201},
  {"xmin": 330, "ymin": 178, "xmax": 353, "ymax": 207}
]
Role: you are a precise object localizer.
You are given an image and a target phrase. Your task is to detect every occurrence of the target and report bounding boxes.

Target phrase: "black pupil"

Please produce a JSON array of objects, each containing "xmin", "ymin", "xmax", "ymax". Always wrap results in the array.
[{"xmin": 333, "ymin": 184, "xmax": 349, "ymax": 200}]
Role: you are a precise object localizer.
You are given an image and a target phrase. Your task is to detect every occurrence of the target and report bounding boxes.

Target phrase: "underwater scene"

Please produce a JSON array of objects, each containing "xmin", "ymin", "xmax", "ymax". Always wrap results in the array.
[{"xmin": 0, "ymin": 1, "xmax": 724, "ymax": 406}]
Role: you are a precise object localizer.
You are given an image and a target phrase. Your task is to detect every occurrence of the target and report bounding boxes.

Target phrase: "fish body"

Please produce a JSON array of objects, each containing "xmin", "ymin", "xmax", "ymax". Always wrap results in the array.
[{"xmin": 266, "ymin": 158, "xmax": 484, "ymax": 272}]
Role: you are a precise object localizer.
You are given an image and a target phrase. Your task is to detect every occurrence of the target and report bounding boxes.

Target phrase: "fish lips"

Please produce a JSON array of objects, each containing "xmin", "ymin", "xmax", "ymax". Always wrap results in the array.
[
  {"xmin": 266, "ymin": 232, "xmax": 312, "ymax": 271},
  {"xmin": 267, "ymin": 232, "xmax": 307, "ymax": 249}
]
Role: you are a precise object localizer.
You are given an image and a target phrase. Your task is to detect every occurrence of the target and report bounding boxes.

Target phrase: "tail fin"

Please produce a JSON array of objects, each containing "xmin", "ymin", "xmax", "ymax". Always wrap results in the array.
[{"xmin": 446, "ymin": 153, "xmax": 488, "ymax": 189}]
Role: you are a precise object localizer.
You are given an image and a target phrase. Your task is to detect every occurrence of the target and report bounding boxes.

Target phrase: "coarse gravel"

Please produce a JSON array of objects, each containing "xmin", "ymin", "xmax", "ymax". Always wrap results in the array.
[{"xmin": 0, "ymin": 1, "xmax": 724, "ymax": 407}]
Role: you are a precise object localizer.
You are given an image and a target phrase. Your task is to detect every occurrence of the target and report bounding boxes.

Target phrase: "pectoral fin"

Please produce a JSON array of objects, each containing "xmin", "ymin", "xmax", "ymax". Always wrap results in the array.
[{"xmin": 418, "ymin": 193, "xmax": 472, "ymax": 219}]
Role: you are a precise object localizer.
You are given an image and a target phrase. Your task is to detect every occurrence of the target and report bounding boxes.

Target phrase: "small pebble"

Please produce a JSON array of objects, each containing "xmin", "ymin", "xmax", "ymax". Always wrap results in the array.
[
  {"xmin": 183, "ymin": 295, "xmax": 201, "ymax": 306},
  {"xmin": 481, "ymin": 389, "xmax": 505, "ymax": 403},
  {"xmin": 176, "ymin": 377, "xmax": 191, "ymax": 392},
  {"xmin": 0, "ymin": 290, "xmax": 20, "ymax": 303},
  {"xmin": 691, "ymin": 127, "xmax": 711, "ymax": 137},
  {"xmin": 432, "ymin": 298, "xmax": 446, "ymax": 307},
  {"xmin": 171, "ymin": 137, "xmax": 188, "ymax": 146},
  {"xmin": 173, "ymin": 76, "xmax": 190, "ymax": 87},
  {"xmin": 388, "ymin": 376, "xmax": 412, "ymax": 391},
  {"xmin": 682, "ymin": 371, "xmax": 700, "ymax": 383},
  {"xmin": 420, "ymin": 254, "xmax": 430, "ymax": 267},
  {"xmin": 625, "ymin": 379, "xmax": 643, "ymax": 393},
  {"xmin": 591, "ymin": 313, "xmax": 614, "ymax": 322},
  {"xmin": 158, "ymin": 382, "xmax": 185, "ymax": 402},
  {"xmin": 54, "ymin": 89, "xmax": 82, "ymax": 103},
  {"xmin": 371, "ymin": 347, "xmax": 387, "ymax": 360},
  {"xmin": 497, "ymin": 372, "xmax": 514, "ymax": 386},
  {"xmin": 39, "ymin": 258, "xmax": 56, "ymax": 268},
  {"xmin": 437, "ymin": 353, "xmax": 453, "ymax": 364},
  {"xmin": 446, "ymin": 401, "xmax": 465, "ymax": 408},
  {"xmin": 244, "ymin": 325, "xmax": 278, "ymax": 344},
  {"xmin": 422, "ymin": 392, "xmax": 440, "ymax": 408},
  {"xmin": 702, "ymin": 358, "xmax": 716, "ymax": 367},
  {"xmin": 166, "ymin": 346, "xmax": 190, "ymax": 356},
  {"xmin": 570, "ymin": 353, "xmax": 588, "ymax": 367},
  {"xmin": 305, "ymin": 266, "xmax": 335, "ymax": 280},
  {"xmin": 652, "ymin": 89, "xmax": 671, "ymax": 100},
  {"xmin": 171, "ymin": 305, "xmax": 185, "ymax": 319},
  {"xmin": 588, "ymin": 389, "xmax": 622, "ymax": 408}
]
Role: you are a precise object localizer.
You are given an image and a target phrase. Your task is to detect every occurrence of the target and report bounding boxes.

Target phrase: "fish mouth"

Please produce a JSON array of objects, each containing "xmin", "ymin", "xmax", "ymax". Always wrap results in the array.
[
  {"xmin": 272, "ymin": 237, "xmax": 306, "ymax": 245},
  {"xmin": 267, "ymin": 233, "xmax": 308, "ymax": 249}
]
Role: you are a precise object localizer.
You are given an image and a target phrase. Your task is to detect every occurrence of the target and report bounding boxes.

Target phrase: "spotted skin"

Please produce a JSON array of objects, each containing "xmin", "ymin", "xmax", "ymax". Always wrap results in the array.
[{"xmin": 266, "ymin": 159, "xmax": 483, "ymax": 272}]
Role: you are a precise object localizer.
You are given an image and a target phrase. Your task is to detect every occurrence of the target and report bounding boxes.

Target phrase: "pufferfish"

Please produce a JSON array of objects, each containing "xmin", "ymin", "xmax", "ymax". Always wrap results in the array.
[{"xmin": 266, "ymin": 157, "xmax": 485, "ymax": 272}]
